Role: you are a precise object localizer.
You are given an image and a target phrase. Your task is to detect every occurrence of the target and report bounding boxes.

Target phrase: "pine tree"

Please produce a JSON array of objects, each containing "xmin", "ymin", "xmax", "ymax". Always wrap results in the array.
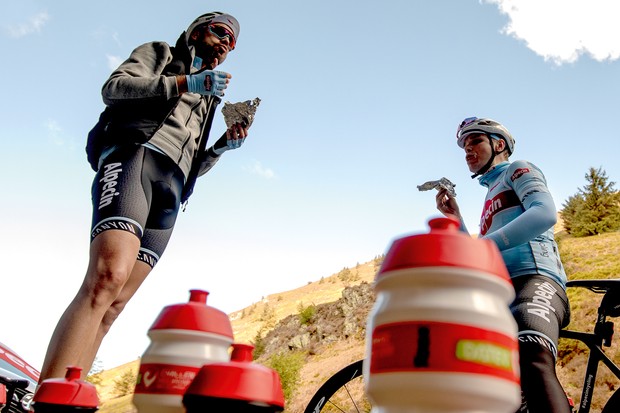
[
  {"xmin": 567, "ymin": 167, "xmax": 620, "ymax": 237},
  {"xmin": 560, "ymin": 194, "xmax": 584, "ymax": 235}
]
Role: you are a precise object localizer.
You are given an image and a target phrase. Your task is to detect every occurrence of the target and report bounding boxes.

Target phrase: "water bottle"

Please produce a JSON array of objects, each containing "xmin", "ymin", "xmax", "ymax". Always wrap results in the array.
[
  {"xmin": 364, "ymin": 217, "xmax": 520, "ymax": 413},
  {"xmin": 133, "ymin": 289, "xmax": 234, "ymax": 413},
  {"xmin": 183, "ymin": 343, "xmax": 285, "ymax": 413},
  {"xmin": 1, "ymin": 383, "xmax": 6, "ymax": 410},
  {"xmin": 31, "ymin": 366, "xmax": 99, "ymax": 412}
]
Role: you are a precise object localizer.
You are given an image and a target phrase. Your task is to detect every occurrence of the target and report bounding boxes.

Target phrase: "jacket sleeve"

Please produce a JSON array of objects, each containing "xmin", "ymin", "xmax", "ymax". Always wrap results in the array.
[
  {"xmin": 482, "ymin": 161, "xmax": 558, "ymax": 250},
  {"xmin": 101, "ymin": 42, "xmax": 180, "ymax": 105},
  {"xmin": 197, "ymin": 151, "xmax": 221, "ymax": 177}
]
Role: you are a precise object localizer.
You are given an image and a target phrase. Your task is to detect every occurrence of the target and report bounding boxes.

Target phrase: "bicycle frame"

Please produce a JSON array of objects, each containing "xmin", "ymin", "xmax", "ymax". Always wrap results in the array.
[{"xmin": 560, "ymin": 328, "xmax": 620, "ymax": 412}]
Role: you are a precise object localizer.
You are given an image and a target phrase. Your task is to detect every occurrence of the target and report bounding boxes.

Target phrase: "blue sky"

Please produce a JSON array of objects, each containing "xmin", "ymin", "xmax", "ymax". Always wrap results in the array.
[{"xmin": 1, "ymin": 0, "xmax": 619, "ymax": 371}]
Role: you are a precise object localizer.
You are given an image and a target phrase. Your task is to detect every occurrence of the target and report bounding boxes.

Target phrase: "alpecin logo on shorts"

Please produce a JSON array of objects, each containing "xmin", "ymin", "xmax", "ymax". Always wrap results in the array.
[{"xmin": 98, "ymin": 162, "xmax": 122, "ymax": 210}]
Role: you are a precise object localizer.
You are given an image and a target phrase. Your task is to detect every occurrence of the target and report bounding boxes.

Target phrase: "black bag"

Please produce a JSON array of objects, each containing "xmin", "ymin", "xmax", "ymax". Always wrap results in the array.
[{"xmin": 85, "ymin": 107, "xmax": 112, "ymax": 172}]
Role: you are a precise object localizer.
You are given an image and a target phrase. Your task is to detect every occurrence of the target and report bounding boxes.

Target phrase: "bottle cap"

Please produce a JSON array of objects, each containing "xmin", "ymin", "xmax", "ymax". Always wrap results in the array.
[
  {"xmin": 378, "ymin": 216, "xmax": 510, "ymax": 282},
  {"xmin": 33, "ymin": 366, "xmax": 99, "ymax": 408},
  {"xmin": 149, "ymin": 289, "xmax": 233, "ymax": 338},
  {"xmin": 184, "ymin": 343, "xmax": 285, "ymax": 409}
]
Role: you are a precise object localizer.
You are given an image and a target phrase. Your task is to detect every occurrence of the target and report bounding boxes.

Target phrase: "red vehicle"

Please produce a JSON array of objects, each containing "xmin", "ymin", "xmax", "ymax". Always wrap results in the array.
[{"xmin": 0, "ymin": 342, "xmax": 39, "ymax": 413}]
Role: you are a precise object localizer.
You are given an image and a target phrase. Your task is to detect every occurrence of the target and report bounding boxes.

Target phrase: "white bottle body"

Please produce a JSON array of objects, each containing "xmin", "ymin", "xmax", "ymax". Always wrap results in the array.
[
  {"xmin": 365, "ymin": 267, "xmax": 520, "ymax": 413},
  {"xmin": 133, "ymin": 329, "xmax": 232, "ymax": 413}
]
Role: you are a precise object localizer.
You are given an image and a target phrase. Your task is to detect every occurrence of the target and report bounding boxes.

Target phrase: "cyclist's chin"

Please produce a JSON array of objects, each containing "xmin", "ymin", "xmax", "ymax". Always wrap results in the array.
[{"xmin": 466, "ymin": 163, "xmax": 479, "ymax": 174}]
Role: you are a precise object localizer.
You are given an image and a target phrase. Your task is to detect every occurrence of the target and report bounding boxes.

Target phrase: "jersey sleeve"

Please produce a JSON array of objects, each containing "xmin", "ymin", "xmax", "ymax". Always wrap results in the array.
[{"xmin": 482, "ymin": 161, "xmax": 558, "ymax": 250}]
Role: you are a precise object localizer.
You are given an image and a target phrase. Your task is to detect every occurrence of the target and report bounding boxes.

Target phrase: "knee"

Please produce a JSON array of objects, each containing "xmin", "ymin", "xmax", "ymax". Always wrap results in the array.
[
  {"xmin": 100, "ymin": 301, "xmax": 128, "ymax": 332},
  {"xmin": 85, "ymin": 263, "xmax": 133, "ymax": 307}
]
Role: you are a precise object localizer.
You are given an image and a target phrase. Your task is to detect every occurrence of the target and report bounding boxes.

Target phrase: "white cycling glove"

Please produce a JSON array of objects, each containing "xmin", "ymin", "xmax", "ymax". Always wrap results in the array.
[{"xmin": 186, "ymin": 69, "xmax": 229, "ymax": 97}]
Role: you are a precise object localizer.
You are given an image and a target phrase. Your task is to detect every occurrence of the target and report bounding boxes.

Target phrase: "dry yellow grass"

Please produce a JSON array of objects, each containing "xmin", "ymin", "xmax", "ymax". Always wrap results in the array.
[{"xmin": 230, "ymin": 261, "xmax": 377, "ymax": 344}]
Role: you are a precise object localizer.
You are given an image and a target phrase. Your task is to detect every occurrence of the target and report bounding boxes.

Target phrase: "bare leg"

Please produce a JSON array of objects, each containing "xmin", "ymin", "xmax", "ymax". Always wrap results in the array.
[
  {"xmin": 39, "ymin": 230, "xmax": 140, "ymax": 382},
  {"xmin": 79, "ymin": 260, "xmax": 152, "ymax": 371}
]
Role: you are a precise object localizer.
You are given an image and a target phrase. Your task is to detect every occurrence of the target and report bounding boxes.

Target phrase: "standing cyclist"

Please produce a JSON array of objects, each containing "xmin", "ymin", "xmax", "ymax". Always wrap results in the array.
[
  {"xmin": 39, "ymin": 11, "xmax": 249, "ymax": 382},
  {"xmin": 435, "ymin": 117, "xmax": 572, "ymax": 413}
]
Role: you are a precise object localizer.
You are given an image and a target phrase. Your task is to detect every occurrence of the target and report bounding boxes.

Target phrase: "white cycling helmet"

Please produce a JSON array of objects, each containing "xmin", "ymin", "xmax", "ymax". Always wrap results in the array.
[{"xmin": 456, "ymin": 117, "xmax": 515, "ymax": 155}]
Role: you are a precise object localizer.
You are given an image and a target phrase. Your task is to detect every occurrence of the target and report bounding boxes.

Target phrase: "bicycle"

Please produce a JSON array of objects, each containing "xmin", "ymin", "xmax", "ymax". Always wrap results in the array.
[
  {"xmin": 303, "ymin": 279, "xmax": 620, "ymax": 413},
  {"xmin": 0, "ymin": 341, "xmax": 38, "ymax": 413},
  {"xmin": 0, "ymin": 375, "xmax": 30, "ymax": 413}
]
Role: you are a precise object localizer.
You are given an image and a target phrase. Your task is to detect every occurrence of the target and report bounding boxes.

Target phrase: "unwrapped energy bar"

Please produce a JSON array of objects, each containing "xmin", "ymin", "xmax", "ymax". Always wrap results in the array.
[{"xmin": 417, "ymin": 177, "xmax": 457, "ymax": 197}]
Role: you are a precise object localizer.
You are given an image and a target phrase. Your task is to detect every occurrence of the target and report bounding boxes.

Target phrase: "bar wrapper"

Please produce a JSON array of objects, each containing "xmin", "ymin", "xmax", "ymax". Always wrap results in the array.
[
  {"xmin": 221, "ymin": 98, "xmax": 261, "ymax": 128},
  {"xmin": 417, "ymin": 177, "xmax": 457, "ymax": 197}
]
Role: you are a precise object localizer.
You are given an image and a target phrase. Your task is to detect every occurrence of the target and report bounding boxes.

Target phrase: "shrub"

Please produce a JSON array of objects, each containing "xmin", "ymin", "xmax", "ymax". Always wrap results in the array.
[
  {"xmin": 252, "ymin": 329, "xmax": 266, "ymax": 359},
  {"xmin": 85, "ymin": 372, "xmax": 102, "ymax": 386},
  {"xmin": 297, "ymin": 302, "xmax": 316, "ymax": 325},
  {"xmin": 260, "ymin": 302, "xmax": 277, "ymax": 329},
  {"xmin": 113, "ymin": 369, "xmax": 137, "ymax": 398},
  {"xmin": 338, "ymin": 267, "xmax": 352, "ymax": 283},
  {"xmin": 266, "ymin": 351, "xmax": 305, "ymax": 402}
]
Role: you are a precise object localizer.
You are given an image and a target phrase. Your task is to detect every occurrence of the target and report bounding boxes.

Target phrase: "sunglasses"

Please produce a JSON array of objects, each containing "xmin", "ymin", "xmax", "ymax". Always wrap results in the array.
[
  {"xmin": 456, "ymin": 116, "xmax": 478, "ymax": 138},
  {"xmin": 208, "ymin": 24, "xmax": 236, "ymax": 49}
]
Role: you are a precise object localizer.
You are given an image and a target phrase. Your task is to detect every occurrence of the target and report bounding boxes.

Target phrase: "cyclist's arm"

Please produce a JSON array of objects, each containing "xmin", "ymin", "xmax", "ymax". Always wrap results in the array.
[
  {"xmin": 102, "ymin": 42, "xmax": 178, "ymax": 105},
  {"xmin": 482, "ymin": 191, "xmax": 557, "ymax": 250},
  {"xmin": 457, "ymin": 216, "xmax": 470, "ymax": 235},
  {"xmin": 482, "ymin": 161, "xmax": 557, "ymax": 250}
]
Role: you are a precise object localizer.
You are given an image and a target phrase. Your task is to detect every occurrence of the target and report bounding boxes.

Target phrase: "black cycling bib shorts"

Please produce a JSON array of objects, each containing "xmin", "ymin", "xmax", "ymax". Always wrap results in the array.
[
  {"xmin": 511, "ymin": 275, "xmax": 572, "ymax": 413},
  {"xmin": 90, "ymin": 145, "xmax": 185, "ymax": 268}
]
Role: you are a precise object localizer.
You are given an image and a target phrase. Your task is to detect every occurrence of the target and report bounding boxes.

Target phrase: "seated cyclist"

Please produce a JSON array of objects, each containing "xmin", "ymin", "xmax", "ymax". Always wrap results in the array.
[{"xmin": 435, "ymin": 117, "xmax": 572, "ymax": 413}]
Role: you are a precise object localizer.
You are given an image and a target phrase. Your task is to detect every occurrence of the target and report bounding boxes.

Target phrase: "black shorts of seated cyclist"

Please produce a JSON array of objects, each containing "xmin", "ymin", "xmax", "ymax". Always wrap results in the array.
[
  {"xmin": 511, "ymin": 275, "xmax": 572, "ymax": 413},
  {"xmin": 90, "ymin": 144, "xmax": 185, "ymax": 269}
]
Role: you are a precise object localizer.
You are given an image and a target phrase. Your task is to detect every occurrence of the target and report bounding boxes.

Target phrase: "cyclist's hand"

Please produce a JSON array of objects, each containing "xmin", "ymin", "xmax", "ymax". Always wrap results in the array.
[
  {"xmin": 186, "ymin": 69, "xmax": 231, "ymax": 97},
  {"xmin": 436, "ymin": 187, "xmax": 461, "ymax": 217},
  {"xmin": 210, "ymin": 122, "xmax": 249, "ymax": 155}
]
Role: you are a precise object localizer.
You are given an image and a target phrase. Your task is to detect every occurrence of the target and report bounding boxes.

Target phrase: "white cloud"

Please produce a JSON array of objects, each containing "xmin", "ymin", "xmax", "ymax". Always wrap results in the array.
[
  {"xmin": 244, "ymin": 160, "xmax": 276, "ymax": 179},
  {"xmin": 106, "ymin": 54, "xmax": 123, "ymax": 71},
  {"xmin": 6, "ymin": 11, "xmax": 50, "ymax": 38},
  {"xmin": 484, "ymin": 0, "xmax": 620, "ymax": 64}
]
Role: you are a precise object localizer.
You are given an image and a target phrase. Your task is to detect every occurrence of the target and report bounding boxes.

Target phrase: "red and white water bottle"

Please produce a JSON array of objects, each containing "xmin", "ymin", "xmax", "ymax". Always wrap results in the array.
[
  {"xmin": 364, "ymin": 217, "xmax": 520, "ymax": 413},
  {"xmin": 133, "ymin": 289, "xmax": 234, "ymax": 413},
  {"xmin": 183, "ymin": 343, "xmax": 285, "ymax": 413},
  {"xmin": 31, "ymin": 366, "xmax": 99, "ymax": 412},
  {"xmin": 0, "ymin": 383, "xmax": 6, "ymax": 410}
]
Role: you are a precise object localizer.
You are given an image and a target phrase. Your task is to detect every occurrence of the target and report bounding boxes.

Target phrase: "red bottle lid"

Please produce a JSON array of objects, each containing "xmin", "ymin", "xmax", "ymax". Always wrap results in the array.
[
  {"xmin": 184, "ymin": 343, "xmax": 285, "ymax": 409},
  {"xmin": 33, "ymin": 366, "xmax": 99, "ymax": 408},
  {"xmin": 378, "ymin": 216, "xmax": 510, "ymax": 282},
  {"xmin": 149, "ymin": 290, "xmax": 233, "ymax": 338}
]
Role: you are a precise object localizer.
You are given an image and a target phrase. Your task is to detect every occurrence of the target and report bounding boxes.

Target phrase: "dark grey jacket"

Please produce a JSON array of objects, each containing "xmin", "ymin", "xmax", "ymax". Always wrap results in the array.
[{"xmin": 91, "ymin": 32, "xmax": 220, "ymax": 179}]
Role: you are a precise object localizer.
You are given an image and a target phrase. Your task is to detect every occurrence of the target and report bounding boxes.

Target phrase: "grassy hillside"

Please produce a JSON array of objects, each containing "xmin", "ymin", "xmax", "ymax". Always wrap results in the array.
[
  {"xmin": 93, "ymin": 232, "xmax": 620, "ymax": 413},
  {"xmin": 229, "ymin": 258, "xmax": 381, "ymax": 345}
]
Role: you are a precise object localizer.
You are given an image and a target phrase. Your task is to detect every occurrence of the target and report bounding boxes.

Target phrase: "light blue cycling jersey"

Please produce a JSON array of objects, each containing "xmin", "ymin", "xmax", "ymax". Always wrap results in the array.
[{"xmin": 464, "ymin": 160, "xmax": 567, "ymax": 287}]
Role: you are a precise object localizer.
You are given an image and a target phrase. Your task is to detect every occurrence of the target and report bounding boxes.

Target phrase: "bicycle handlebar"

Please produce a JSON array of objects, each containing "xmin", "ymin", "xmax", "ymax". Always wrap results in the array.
[{"xmin": 0, "ymin": 375, "xmax": 29, "ymax": 389}]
